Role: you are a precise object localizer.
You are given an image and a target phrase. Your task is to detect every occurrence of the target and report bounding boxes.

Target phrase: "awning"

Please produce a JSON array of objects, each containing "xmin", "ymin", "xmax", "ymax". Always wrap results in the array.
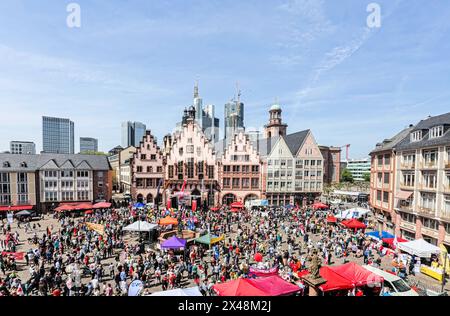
[
  {"xmin": 396, "ymin": 191, "xmax": 413, "ymax": 200},
  {"xmin": 0, "ymin": 205, "xmax": 34, "ymax": 212}
]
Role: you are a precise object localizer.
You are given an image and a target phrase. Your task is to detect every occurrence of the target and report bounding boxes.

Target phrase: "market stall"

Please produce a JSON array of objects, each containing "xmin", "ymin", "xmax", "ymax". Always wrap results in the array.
[
  {"xmin": 158, "ymin": 216, "xmax": 178, "ymax": 226},
  {"xmin": 161, "ymin": 236, "xmax": 187, "ymax": 250},
  {"xmin": 148, "ymin": 287, "xmax": 202, "ymax": 296},
  {"xmin": 122, "ymin": 221, "xmax": 158, "ymax": 232},
  {"xmin": 365, "ymin": 231, "xmax": 395, "ymax": 241},
  {"xmin": 312, "ymin": 202, "xmax": 329, "ymax": 210},
  {"xmin": 397, "ymin": 239, "xmax": 440, "ymax": 258},
  {"xmin": 397, "ymin": 239, "xmax": 444, "ymax": 281},
  {"xmin": 341, "ymin": 219, "xmax": 367, "ymax": 231},
  {"xmin": 212, "ymin": 276, "xmax": 301, "ymax": 296}
]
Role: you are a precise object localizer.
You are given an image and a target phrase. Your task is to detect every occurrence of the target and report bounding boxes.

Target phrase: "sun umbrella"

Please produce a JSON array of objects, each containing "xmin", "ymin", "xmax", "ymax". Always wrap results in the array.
[
  {"xmin": 230, "ymin": 202, "xmax": 244, "ymax": 209},
  {"xmin": 15, "ymin": 210, "xmax": 32, "ymax": 217},
  {"xmin": 85, "ymin": 210, "xmax": 94, "ymax": 215}
]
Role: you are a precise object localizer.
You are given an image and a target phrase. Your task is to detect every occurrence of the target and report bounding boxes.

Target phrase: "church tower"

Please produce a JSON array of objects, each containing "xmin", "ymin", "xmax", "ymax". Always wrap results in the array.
[{"xmin": 264, "ymin": 103, "xmax": 288, "ymax": 138}]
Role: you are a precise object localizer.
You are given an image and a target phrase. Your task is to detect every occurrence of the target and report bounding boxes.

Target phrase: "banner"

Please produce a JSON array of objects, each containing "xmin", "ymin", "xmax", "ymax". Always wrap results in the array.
[
  {"xmin": 128, "ymin": 280, "xmax": 144, "ymax": 296},
  {"xmin": 86, "ymin": 222, "xmax": 105, "ymax": 236},
  {"xmin": 192, "ymin": 200, "xmax": 197, "ymax": 211},
  {"xmin": 7, "ymin": 212, "xmax": 13, "ymax": 224},
  {"xmin": 1, "ymin": 252, "xmax": 25, "ymax": 261},
  {"xmin": 249, "ymin": 266, "xmax": 279, "ymax": 277},
  {"xmin": 440, "ymin": 244, "xmax": 450, "ymax": 274},
  {"xmin": 211, "ymin": 235, "xmax": 225, "ymax": 244}
]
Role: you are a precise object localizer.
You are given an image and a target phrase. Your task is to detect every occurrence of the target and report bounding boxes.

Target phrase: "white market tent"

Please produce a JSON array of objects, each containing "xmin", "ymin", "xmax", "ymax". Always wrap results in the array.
[
  {"xmin": 397, "ymin": 238, "xmax": 441, "ymax": 258},
  {"xmin": 335, "ymin": 207, "xmax": 371, "ymax": 219},
  {"xmin": 148, "ymin": 287, "xmax": 202, "ymax": 296},
  {"xmin": 122, "ymin": 221, "xmax": 158, "ymax": 232}
]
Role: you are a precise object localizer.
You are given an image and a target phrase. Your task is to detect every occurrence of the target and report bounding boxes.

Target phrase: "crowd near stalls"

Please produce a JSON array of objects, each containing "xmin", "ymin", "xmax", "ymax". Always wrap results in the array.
[{"xmin": 0, "ymin": 198, "xmax": 448, "ymax": 296}]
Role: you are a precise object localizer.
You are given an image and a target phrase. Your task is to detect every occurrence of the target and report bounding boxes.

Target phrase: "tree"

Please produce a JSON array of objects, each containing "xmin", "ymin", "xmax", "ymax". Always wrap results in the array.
[
  {"xmin": 341, "ymin": 168, "xmax": 354, "ymax": 183},
  {"xmin": 363, "ymin": 172, "xmax": 371, "ymax": 182}
]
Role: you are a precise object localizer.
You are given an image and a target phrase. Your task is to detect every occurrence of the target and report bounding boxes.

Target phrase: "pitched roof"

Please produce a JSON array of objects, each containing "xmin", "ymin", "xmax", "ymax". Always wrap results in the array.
[
  {"xmin": 284, "ymin": 130, "xmax": 310, "ymax": 156},
  {"xmin": 0, "ymin": 153, "xmax": 111, "ymax": 172},
  {"xmin": 370, "ymin": 126, "xmax": 414, "ymax": 154},
  {"xmin": 396, "ymin": 112, "xmax": 450, "ymax": 151}
]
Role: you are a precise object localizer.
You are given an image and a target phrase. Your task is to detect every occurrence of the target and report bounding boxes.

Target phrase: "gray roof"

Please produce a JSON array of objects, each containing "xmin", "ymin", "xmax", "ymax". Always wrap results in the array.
[
  {"xmin": 0, "ymin": 153, "xmax": 111, "ymax": 172},
  {"xmin": 396, "ymin": 112, "xmax": 450, "ymax": 151},
  {"xmin": 370, "ymin": 126, "xmax": 414, "ymax": 154},
  {"xmin": 284, "ymin": 130, "xmax": 310, "ymax": 156}
]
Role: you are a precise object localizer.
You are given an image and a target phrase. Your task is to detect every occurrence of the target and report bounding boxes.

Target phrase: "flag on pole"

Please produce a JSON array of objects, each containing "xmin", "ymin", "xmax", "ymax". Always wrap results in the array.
[{"xmin": 181, "ymin": 179, "xmax": 187, "ymax": 192}]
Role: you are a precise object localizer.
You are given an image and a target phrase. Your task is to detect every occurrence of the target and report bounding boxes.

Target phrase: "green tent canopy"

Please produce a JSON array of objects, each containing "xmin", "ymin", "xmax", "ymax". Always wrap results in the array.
[{"xmin": 194, "ymin": 233, "xmax": 224, "ymax": 246}]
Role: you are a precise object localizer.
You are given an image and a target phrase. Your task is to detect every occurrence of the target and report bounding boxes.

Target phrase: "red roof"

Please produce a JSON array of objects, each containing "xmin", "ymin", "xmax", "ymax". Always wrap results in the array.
[
  {"xmin": 213, "ymin": 276, "xmax": 300, "ymax": 296},
  {"xmin": 328, "ymin": 262, "xmax": 383, "ymax": 288},
  {"xmin": 0, "ymin": 205, "xmax": 33, "ymax": 212},
  {"xmin": 230, "ymin": 202, "xmax": 244, "ymax": 208},
  {"xmin": 341, "ymin": 218, "xmax": 367, "ymax": 229}
]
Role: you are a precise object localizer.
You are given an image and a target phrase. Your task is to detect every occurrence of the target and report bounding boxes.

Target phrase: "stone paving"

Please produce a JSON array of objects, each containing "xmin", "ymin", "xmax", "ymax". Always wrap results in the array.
[{"xmin": 2, "ymin": 208, "xmax": 449, "ymax": 296}]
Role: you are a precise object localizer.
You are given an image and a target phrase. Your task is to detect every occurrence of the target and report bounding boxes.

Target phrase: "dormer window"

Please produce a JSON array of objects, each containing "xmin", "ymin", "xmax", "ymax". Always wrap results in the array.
[
  {"xmin": 3, "ymin": 161, "xmax": 10, "ymax": 168},
  {"xmin": 429, "ymin": 126, "xmax": 444, "ymax": 139},
  {"xmin": 411, "ymin": 131, "xmax": 422, "ymax": 142},
  {"xmin": 20, "ymin": 162, "xmax": 27, "ymax": 168}
]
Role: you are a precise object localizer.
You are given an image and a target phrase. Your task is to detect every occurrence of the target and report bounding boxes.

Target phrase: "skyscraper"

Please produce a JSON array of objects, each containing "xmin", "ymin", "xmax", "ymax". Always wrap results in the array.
[
  {"xmin": 224, "ymin": 90, "xmax": 245, "ymax": 142},
  {"xmin": 80, "ymin": 137, "xmax": 98, "ymax": 153},
  {"xmin": 175, "ymin": 83, "xmax": 220, "ymax": 143},
  {"xmin": 121, "ymin": 121, "xmax": 147, "ymax": 148},
  {"xmin": 42, "ymin": 116, "xmax": 75, "ymax": 154}
]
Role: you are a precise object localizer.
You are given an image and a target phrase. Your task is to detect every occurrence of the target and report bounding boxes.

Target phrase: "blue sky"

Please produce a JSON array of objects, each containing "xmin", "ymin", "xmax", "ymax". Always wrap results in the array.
[{"xmin": 0, "ymin": 0, "xmax": 449, "ymax": 158}]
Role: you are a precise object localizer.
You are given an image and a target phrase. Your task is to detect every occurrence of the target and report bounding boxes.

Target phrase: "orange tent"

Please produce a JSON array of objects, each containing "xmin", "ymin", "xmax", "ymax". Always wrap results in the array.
[{"xmin": 158, "ymin": 216, "xmax": 178, "ymax": 226}]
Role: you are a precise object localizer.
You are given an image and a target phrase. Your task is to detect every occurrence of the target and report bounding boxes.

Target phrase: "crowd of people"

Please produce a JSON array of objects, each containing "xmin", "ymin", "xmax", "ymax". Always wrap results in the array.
[{"xmin": 0, "ymin": 201, "xmax": 422, "ymax": 296}]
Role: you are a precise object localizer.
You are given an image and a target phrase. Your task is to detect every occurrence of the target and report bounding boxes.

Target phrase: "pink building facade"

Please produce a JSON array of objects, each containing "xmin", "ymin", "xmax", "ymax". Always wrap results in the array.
[
  {"xmin": 163, "ymin": 107, "xmax": 220, "ymax": 208},
  {"xmin": 219, "ymin": 132, "xmax": 263, "ymax": 205},
  {"xmin": 131, "ymin": 130, "xmax": 165, "ymax": 205}
]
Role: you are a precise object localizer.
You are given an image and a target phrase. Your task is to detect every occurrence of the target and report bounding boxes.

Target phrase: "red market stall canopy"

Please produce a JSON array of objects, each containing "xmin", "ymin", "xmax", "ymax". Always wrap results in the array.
[
  {"xmin": 318, "ymin": 267, "xmax": 355, "ymax": 292},
  {"xmin": 213, "ymin": 276, "xmax": 300, "ymax": 296},
  {"xmin": 341, "ymin": 219, "xmax": 367, "ymax": 230},
  {"xmin": 0, "ymin": 205, "xmax": 33, "ymax": 212},
  {"xmin": 312, "ymin": 202, "xmax": 329, "ymax": 210},
  {"xmin": 328, "ymin": 262, "xmax": 384, "ymax": 288},
  {"xmin": 92, "ymin": 202, "xmax": 112, "ymax": 209},
  {"xmin": 55, "ymin": 203, "xmax": 93, "ymax": 212},
  {"xmin": 326, "ymin": 215, "xmax": 337, "ymax": 223},
  {"xmin": 158, "ymin": 216, "xmax": 178, "ymax": 226},
  {"xmin": 210, "ymin": 207, "xmax": 220, "ymax": 211},
  {"xmin": 383, "ymin": 237, "xmax": 408, "ymax": 247},
  {"xmin": 85, "ymin": 210, "xmax": 94, "ymax": 215},
  {"xmin": 230, "ymin": 202, "xmax": 244, "ymax": 209}
]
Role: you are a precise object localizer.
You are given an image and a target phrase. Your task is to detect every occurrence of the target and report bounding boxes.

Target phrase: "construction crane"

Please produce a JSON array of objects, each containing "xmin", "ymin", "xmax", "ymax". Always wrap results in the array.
[{"xmin": 340, "ymin": 144, "xmax": 351, "ymax": 161}]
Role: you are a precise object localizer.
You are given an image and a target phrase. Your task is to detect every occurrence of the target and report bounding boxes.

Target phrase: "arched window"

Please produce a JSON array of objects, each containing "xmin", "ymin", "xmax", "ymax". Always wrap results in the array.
[
  {"xmin": 20, "ymin": 162, "xmax": 27, "ymax": 168},
  {"xmin": 3, "ymin": 161, "xmax": 10, "ymax": 168}
]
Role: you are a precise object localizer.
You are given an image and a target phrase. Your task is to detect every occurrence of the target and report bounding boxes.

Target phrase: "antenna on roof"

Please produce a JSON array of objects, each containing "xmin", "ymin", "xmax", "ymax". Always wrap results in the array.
[{"xmin": 235, "ymin": 81, "xmax": 241, "ymax": 103}]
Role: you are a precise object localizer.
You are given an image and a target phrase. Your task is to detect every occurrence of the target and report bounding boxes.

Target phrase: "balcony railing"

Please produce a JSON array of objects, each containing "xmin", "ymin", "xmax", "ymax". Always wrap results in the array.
[
  {"xmin": 400, "ymin": 183, "xmax": 414, "ymax": 190},
  {"xmin": 418, "ymin": 206, "xmax": 435, "ymax": 216},
  {"xmin": 420, "ymin": 161, "xmax": 438, "ymax": 169},
  {"xmin": 399, "ymin": 205, "xmax": 414, "ymax": 213},
  {"xmin": 400, "ymin": 162, "xmax": 415, "ymax": 169},
  {"xmin": 418, "ymin": 185, "xmax": 437, "ymax": 192},
  {"xmin": 439, "ymin": 210, "xmax": 450, "ymax": 221},
  {"xmin": 444, "ymin": 185, "xmax": 450, "ymax": 194}
]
